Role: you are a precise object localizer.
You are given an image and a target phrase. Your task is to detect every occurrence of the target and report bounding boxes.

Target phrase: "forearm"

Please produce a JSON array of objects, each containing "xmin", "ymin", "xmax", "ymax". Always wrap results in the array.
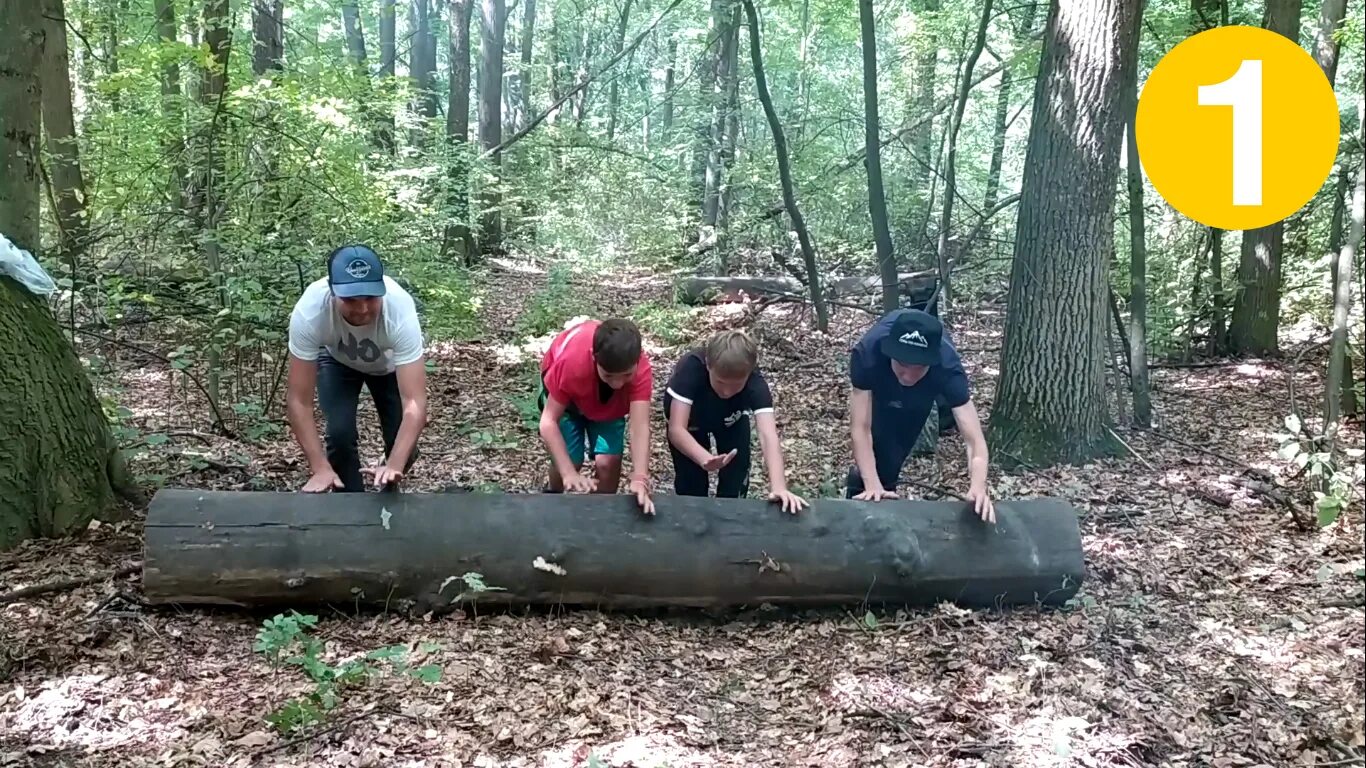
[
  {"xmin": 539, "ymin": 418, "xmax": 579, "ymax": 476},
  {"xmin": 966, "ymin": 441, "xmax": 990, "ymax": 490},
  {"xmin": 628, "ymin": 415, "xmax": 651, "ymax": 481},
  {"xmin": 287, "ymin": 398, "xmax": 329, "ymax": 472},
  {"xmin": 668, "ymin": 422, "xmax": 712, "ymax": 467},
  {"xmin": 851, "ymin": 426, "xmax": 881, "ymax": 488},
  {"xmin": 387, "ymin": 401, "xmax": 426, "ymax": 469},
  {"xmin": 757, "ymin": 422, "xmax": 787, "ymax": 491}
]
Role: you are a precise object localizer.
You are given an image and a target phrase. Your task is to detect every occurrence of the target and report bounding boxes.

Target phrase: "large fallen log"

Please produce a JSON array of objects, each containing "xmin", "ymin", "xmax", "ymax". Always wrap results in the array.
[
  {"xmin": 677, "ymin": 272, "xmax": 938, "ymax": 306},
  {"xmin": 142, "ymin": 490, "xmax": 1085, "ymax": 611}
]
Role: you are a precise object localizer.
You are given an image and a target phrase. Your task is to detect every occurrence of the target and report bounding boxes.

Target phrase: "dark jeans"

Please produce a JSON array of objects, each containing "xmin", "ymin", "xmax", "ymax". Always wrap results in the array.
[
  {"xmin": 669, "ymin": 417, "xmax": 753, "ymax": 498},
  {"xmin": 846, "ymin": 397, "xmax": 933, "ymax": 498},
  {"xmin": 318, "ymin": 351, "xmax": 412, "ymax": 492}
]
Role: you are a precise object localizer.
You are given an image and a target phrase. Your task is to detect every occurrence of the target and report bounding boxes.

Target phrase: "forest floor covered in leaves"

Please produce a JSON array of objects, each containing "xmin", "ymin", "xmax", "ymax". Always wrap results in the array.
[{"xmin": 1, "ymin": 261, "xmax": 1364, "ymax": 767}]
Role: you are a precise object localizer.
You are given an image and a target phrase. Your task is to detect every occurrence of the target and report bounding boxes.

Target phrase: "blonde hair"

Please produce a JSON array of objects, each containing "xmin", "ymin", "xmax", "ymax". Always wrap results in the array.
[{"xmin": 705, "ymin": 330, "xmax": 758, "ymax": 378}]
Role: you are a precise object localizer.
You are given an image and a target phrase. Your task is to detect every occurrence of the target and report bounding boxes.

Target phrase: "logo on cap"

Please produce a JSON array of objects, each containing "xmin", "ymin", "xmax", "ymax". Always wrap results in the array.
[
  {"xmin": 899, "ymin": 330, "xmax": 928, "ymax": 348},
  {"xmin": 345, "ymin": 259, "xmax": 372, "ymax": 279}
]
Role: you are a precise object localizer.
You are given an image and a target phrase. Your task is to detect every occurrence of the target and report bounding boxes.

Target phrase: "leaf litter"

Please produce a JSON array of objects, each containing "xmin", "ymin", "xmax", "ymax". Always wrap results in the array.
[{"xmin": 1, "ymin": 264, "xmax": 1363, "ymax": 767}]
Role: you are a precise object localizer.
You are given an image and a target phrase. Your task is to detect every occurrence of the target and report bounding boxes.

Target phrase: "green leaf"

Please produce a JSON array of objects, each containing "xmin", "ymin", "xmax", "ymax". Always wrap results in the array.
[
  {"xmin": 1285, "ymin": 414, "xmax": 1302, "ymax": 433},
  {"xmin": 411, "ymin": 664, "xmax": 442, "ymax": 683},
  {"xmin": 145, "ymin": 433, "xmax": 169, "ymax": 446},
  {"xmin": 863, "ymin": 611, "xmax": 879, "ymax": 630},
  {"xmin": 1317, "ymin": 502, "xmax": 1341, "ymax": 528}
]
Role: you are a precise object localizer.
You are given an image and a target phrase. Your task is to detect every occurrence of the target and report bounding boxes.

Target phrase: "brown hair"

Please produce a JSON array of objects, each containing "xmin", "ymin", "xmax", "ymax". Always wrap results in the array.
[
  {"xmin": 592, "ymin": 318, "xmax": 643, "ymax": 373},
  {"xmin": 705, "ymin": 330, "xmax": 758, "ymax": 378}
]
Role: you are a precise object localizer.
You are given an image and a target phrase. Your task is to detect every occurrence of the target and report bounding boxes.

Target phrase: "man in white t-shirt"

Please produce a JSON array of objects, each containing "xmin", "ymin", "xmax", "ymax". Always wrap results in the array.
[{"xmin": 286, "ymin": 244, "xmax": 428, "ymax": 492}]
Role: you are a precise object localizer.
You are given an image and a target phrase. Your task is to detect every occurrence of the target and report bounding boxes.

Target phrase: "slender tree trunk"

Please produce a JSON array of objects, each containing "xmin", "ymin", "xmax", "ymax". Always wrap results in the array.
[
  {"xmin": 39, "ymin": 0, "xmax": 91, "ymax": 262},
  {"xmin": 1314, "ymin": 0, "xmax": 1353, "ymax": 419},
  {"xmin": 716, "ymin": 74, "xmax": 741, "ymax": 267},
  {"xmin": 605, "ymin": 0, "xmax": 634, "ymax": 141},
  {"xmin": 378, "ymin": 0, "xmax": 396, "ymax": 152},
  {"xmin": 342, "ymin": 2, "xmax": 368, "ymax": 68},
  {"xmin": 793, "ymin": 0, "xmax": 811, "ymax": 142},
  {"xmin": 105, "ymin": 0, "xmax": 123, "ymax": 112},
  {"xmin": 662, "ymin": 36, "xmax": 676, "ymax": 136},
  {"xmin": 0, "ymin": 2, "xmax": 123, "ymax": 550},
  {"xmin": 410, "ymin": 0, "xmax": 440, "ymax": 147},
  {"xmin": 520, "ymin": 0, "xmax": 536, "ymax": 120},
  {"xmin": 858, "ymin": 0, "xmax": 897, "ymax": 313},
  {"xmin": 985, "ymin": 2, "xmax": 1037, "ymax": 211},
  {"xmin": 990, "ymin": 0, "xmax": 1141, "ymax": 467},
  {"xmin": 699, "ymin": 7, "xmax": 737, "ymax": 248},
  {"xmin": 252, "ymin": 0, "xmax": 283, "ymax": 74},
  {"xmin": 1229, "ymin": 0, "xmax": 1302, "ymax": 356},
  {"xmin": 1125, "ymin": 42, "xmax": 1151, "ymax": 428},
  {"xmin": 154, "ymin": 0, "xmax": 188, "ymax": 211},
  {"xmin": 1209, "ymin": 227, "xmax": 1226, "ymax": 352},
  {"xmin": 193, "ymin": 0, "xmax": 231, "ymax": 417},
  {"xmin": 691, "ymin": 0, "xmax": 726, "ymax": 213},
  {"xmin": 478, "ymin": 0, "xmax": 506, "ymax": 250},
  {"xmin": 907, "ymin": 0, "xmax": 939, "ymax": 252},
  {"xmin": 444, "ymin": 0, "xmax": 476, "ymax": 263},
  {"xmin": 1325, "ymin": 119, "xmax": 1364, "ymax": 433},
  {"xmin": 935, "ymin": 0, "xmax": 992, "ymax": 312},
  {"xmin": 571, "ymin": 23, "xmax": 591, "ymax": 128},
  {"xmin": 740, "ymin": 0, "xmax": 827, "ymax": 331}
]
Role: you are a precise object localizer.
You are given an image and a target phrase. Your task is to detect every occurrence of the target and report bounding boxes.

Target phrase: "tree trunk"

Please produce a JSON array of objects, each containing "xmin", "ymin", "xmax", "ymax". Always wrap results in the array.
[
  {"xmin": 519, "ymin": 0, "xmax": 536, "ymax": 121},
  {"xmin": 741, "ymin": 0, "xmax": 827, "ymax": 332},
  {"xmin": 858, "ymin": 0, "xmax": 897, "ymax": 314},
  {"xmin": 154, "ymin": 0, "xmax": 188, "ymax": 211},
  {"xmin": 1325, "ymin": 120, "xmax": 1363, "ymax": 434},
  {"xmin": 1314, "ymin": 0, "xmax": 1353, "ymax": 420},
  {"xmin": 39, "ymin": 0, "xmax": 91, "ymax": 263},
  {"xmin": 1312, "ymin": 0, "xmax": 1345, "ymax": 83},
  {"xmin": 478, "ymin": 0, "xmax": 506, "ymax": 251},
  {"xmin": 1228, "ymin": 0, "xmax": 1302, "ymax": 356},
  {"xmin": 142, "ymin": 490, "xmax": 1087, "ymax": 610},
  {"xmin": 0, "ymin": 3, "xmax": 123, "ymax": 550},
  {"xmin": 193, "ymin": 0, "xmax": 231, "ymax": 418},
  {"xmin": 605, "ymin": 0, "xmax": 634, "ymax": 142},
  {"xmin": 1124, "ymin": 27, "xmax": 1151, "ymax": 428},
  {"xmin": 989, "ymin": 0, "xmax": 1141, "ymax": 467},
  {"xmin": 444, "ymin": 0, "xmax": 476, "ymax": 264},
  {"xmin": 715, "ymin": 36, "xmax": 742, "ymax": 267},
  {"xmin": 907, "ymin": 0, "xmax": 939, "ymax": 252},
  {"xmin": 105, "ymin": 0, "xmax": 122, "ymax": 112},
  {"xmin": 934, "ymin": 0, "xmax": 992, "ymax": 312},
  {"xmin": 690, "ymin": 0, "xmax": 727, "ymax": 214},
  {"xmin": 1209, "ymin": 227, "xmax": 1225, "ymax": 352},
  {"xmin": 985, "ymin": 2, "xmax": 1037, "ymax": 212},
  {"xmin": 342, "ymin": 2, "xmax": 368, "ymax": 69},
  {"xmin": 662, "ymin": 36, "xmax": 676, "ymax": 136},
  {"xmin": 378, "ymin": 0, "xmax": 396, "ymax": 152},
  {"xmin": 252, "ymin": 0, "xmax": 283, "ymax": 75},
  {"xmin": 699, "ymin": 6, "xmax": 737, "ymax": 250},
  {"xmin": 410, "ymin": 0, "xmax": 439, "ymax": 147}
]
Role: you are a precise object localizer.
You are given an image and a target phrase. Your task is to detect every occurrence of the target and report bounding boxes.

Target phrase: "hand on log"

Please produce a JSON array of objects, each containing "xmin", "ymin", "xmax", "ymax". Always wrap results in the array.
[
  {"xmin": 703, "ymin": 450, "xmax": 738, "ymax": 473},
  {"xmin": 628, "ymin": 476, "xmax": 655, "ymax": 516},
  {"xmin": 363, "ymin": 464, "xmax": 404, "ymax": 491},
  {"xmin": 302, "ymin": 468, "xmax": 344, "ymax": 493},
  {"xmin": 768, "ymin": 487, "xmax": 809, "ymax": 514},
  {"xmin": 563, "ymin": 473, "xmax": 598, "ymax": 493},
  {"xmin": 967, "ymin": 485, "xmax": 996, "ymax": 524},
  {"xmin": 853, "ymin": 486, "xmax": 899, "ymax": 502}
]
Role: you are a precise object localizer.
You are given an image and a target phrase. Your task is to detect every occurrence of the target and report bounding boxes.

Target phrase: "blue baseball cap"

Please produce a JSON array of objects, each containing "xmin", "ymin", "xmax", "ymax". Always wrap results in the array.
[{"xmin": 328, "ymin": 244, "xmax": 387, "ymax": 298}]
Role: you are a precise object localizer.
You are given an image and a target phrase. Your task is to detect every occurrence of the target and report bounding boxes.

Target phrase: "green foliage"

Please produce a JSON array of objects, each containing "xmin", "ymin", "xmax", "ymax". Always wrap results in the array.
[
  {"xmin": 629, "ymin": 300, "xmax": 698, "ymax": 347},
  {"xmin": 1272, "ymin": 414, "xmax": 1363, "ymax": 528},
  {"xmin": 516, "ymin": 263, "xmax": 596, "ymax": 338},
  {"xmin": 253, "ymin": 612, "xmax": 442, "ymax": 734}
]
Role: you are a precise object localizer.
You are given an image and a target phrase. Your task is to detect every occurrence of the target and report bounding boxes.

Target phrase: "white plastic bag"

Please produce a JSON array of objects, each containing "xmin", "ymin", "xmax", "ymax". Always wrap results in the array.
[{"xmin": 0, "ymin": 232, "xmax": 57, "ymax": 296}]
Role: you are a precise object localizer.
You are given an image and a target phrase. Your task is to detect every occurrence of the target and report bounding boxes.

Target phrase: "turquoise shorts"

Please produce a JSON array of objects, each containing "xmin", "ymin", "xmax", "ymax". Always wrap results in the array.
[{"xmin": 538, "ymin": 383, "xmax": 625, "ymax": 466}]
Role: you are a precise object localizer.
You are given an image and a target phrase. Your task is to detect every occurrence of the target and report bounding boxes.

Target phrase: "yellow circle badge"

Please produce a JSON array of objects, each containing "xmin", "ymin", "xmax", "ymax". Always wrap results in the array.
[{"xmin": 1135, "ymin": 25, "xmax": 1340, "ymax": 230}]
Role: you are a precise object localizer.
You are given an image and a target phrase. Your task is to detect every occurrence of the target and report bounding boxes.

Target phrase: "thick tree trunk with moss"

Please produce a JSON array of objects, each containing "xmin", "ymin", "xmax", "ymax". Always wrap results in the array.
[
  {"xmin": 0, "ymin": 1, "xmax": 124, "ymax": 549},
  {"xmin": 989, "ymin": 0, "xmax": 1140, "ymax": 467}
]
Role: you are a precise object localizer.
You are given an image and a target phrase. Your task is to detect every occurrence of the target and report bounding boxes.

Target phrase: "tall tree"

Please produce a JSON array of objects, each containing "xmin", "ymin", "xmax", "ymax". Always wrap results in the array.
[
  {"xmin": 1325, "ymin": 128, "xmax": 1363, "ymax": 434},
  {"xmin": 192, "ymin": 0, "xmax": 231, "ymax": 414},
  {"xmin": 153, "ymin": 0, "xmax": 187, "ymax": 210},
  {"xmin": 378, "ymin": 0, "xmax": 397, "ymax": 151},
  {"xmin": 858, "ymin": 0, "xmax": 897, "ymax": 313},
  {"xmin": 519, "ymin": 0, "xmax": 537, "ymax": 126},
  {"xmin": 698, "ymin": 5, "xmax": 738, "ymax": 251},
  {"xmin": 410, "ymin": 0, "xmax": 440, "ymax": 147},
  {"xmin": 906, "ymin": 0, "xmax": 939, "ymax": 253},
  {"xmin": 934, "ymin": 0, "xmax": 992, "ymax": 311},
  {"xmin": 691, "ymin": 0, "xmax": 729, "ymax": 212},
  {"xmin": 478, "ymin": 0, "xmax": 506, "ymax": 250},
  {"xmin": 741, "ymin": 0, "xmax": 827, "ymax": 331},
  {"xmin": 605, "ymin": 0, "xmax": 635, "ymax": 141},
  {"xmin": 252, "ymin": 0, "xmax": 284, "ymax": 74},
  {"xmin": 662, "ymin": 35, "xmax": 676, "ymax": 137},
  {"xmin": 0, "ymin": 1, "xmax": 126, "ymax": 549},
  {"xmin": 1228, "ymin": 0, "xmax": 1302, "ymax": 355},
  {"xmin": 39, "ymin": 0, "xmax": 91, "ymax": 262},
  {"xmin": 1125, "ymin": 20, "xmax": 1151, "ymax": 428},
  {"xmin": 985, "ymin": 2, "xmax": 1036, "ymax": 214},
  {"xmin": 444, "ymin": 0, "xmax": 476, "ymax": 263},
  {"xmin": 990, "ymin": 0, "xmax": 1142, "ymax": 466},
  {"xmin": 342, "ymin": 2, "xmax": 369, "ymax": 69}
]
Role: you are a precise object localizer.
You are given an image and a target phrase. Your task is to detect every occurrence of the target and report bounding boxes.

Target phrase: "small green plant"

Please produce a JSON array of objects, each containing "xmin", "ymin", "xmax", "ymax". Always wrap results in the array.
[
  {"xmin": 517, "ymin": 263, "xmax": 595, "ymax": 337},
  {"xmin": 504, "ymin": 362, "xmax": 544, "ymax": 431},
  {"xmin": 1273, "ymin": 414, "xmax": 1362, "ymax": 527},
  {"xmin": 253, "ymin": 611, "xmax": 442, "ymax": 734},
  {"xmin": 464, "ymin": 426, "xmax": 520, "ymax": 451},
  {"xmin": 628, "ymin": 300, "xmax": 696, "ymax": 346}
]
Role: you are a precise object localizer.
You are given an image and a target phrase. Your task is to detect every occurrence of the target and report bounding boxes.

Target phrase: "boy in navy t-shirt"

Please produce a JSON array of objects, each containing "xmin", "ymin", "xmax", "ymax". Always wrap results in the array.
[
  {"xmin": 663, "ymin": 330, "xmax": 807, "ymax": 514},
  {"xmin": 846, "ymin": 309, "xmax": 995, "ymax": 522}
]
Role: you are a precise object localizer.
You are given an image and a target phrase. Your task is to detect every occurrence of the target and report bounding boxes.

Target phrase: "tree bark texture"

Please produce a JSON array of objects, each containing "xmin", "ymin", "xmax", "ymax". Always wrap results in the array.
[
  {"xmin": 1228, "ymin": 0, "xmax": 1302, "ymax": 356},
  {"xmin": 141, "ymin": 490, "xmax": 1086, "ymax": 610},
  {"xmin": 700, "ymin": 6, "xmax": 738, "ymax": 246},
  {"xmin": 410, "ymin": 0, "xmax": 440, "ymax": 147},
  {"xmin": 444, "ymin": 0, "xmax": 476, "ymax": 264},
  {"xmin": 378, "ymin": 0, "xmax": 396, "ymax": 151},
  {"xmin": 1325, "ymin": 120, "xmax": 1364, "ymax": 432},
  {"xmin": 1124, "ymin": 17, "xmax": 1151, "ymax": 428},
  {"xmin": 39, "ymin": 0, "xmax": 91, "ymax": 262},
  {"xmin": 478, "ymin": 0, "xmax": 506, "ymax": 250},
  {"xmin": 1209, "ymin": 227, "xmax": 1225, "ymax": 352},
  {"xmin": 691, "ymin": 0, "xmax": 727, "ymax": 212},
  {"xmin": 741, "ymin": 0, "xmax": 827, "ymax": 332},
  {"xmin": 985, "ymin": 2, "xmax": 1037, "ymax": 211},
  {"xmin": 519, "ymin": 0, "xmax": 537, "ymax": 122},
  {"xmin": 252, "ymin": 0, "xmax": 284, "ymax": 75},
  {"xmin": 906, "ymin": 0, "xmax": 939, "ymax": 246},
  {"xmin": 342, "ymin": 2, "xmax": 368, "ymax": 70},
  {"xmin": 990, "ymin": 0, "xmax": 1141, "ymax": 467},
  {"xmin": 1, "ymin": 1, "xmax": 45, "ymax": 262},
  {"xmin": 662, "ymin": 36, "xmax": 676, "ymax": 136},
  {"xmin": 605, "ymin": 0, "xmax": 634, "ymax": 142},
  {"xmin": 858, "ymin": 0, "xmax": 897, "ymax": 313},
  {"xmin": 154, "ymin": 0, "xmax": 188, "ymax": 210}
]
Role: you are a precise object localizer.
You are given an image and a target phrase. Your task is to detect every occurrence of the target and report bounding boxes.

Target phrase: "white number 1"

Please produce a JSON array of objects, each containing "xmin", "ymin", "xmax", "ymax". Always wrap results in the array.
[{"xmin": 1198, "ymin": 59, "xmax": 1263, "ymax": 207}]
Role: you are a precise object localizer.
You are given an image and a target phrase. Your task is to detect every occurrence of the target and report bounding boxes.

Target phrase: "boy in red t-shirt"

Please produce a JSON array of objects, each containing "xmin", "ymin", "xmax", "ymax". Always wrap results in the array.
[{"xmin": 538, "ymin": 318, "xmax": 656, "ymax": 515}]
